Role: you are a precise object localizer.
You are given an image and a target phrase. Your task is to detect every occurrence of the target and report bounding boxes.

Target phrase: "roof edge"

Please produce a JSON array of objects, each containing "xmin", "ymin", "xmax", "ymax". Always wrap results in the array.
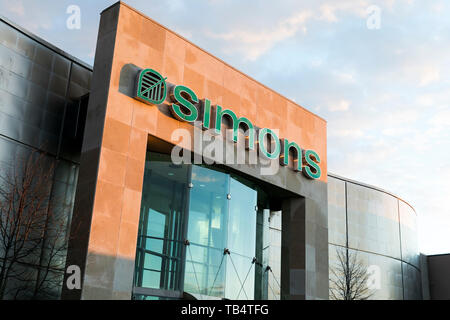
[
  {"xmin": 327, "ymin": 172, "xmax": 417, "ymax": 215},
  {"xmin": 0, "ymin": 15, "xmax": 93, "ymax": 71},
  {"xmin": 105, "ymin": 1, "xmax": 326, "ymax": 123}
]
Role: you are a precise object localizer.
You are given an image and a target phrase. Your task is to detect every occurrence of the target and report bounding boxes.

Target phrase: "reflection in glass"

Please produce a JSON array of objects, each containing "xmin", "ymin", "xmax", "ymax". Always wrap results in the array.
[
  {"xmin": 134, "ymin": 152, "xmax": 275, "ymax": 300},
  {"xmin": 134, "ymin": 152, "xmax": 188, "ymax": 291},
  {"xmin": 225, "ymin": 176, "xmax": 257, "ymax": 299}
]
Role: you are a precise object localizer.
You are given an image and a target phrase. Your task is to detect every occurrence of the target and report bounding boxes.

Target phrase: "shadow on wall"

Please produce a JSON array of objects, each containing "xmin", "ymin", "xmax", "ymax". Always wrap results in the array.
[
  {"xmin": 118, "ymin": 63, "xmax": 140, "ymax": 98},
  {"xmin": 118, "ymin": 63, "xmax": 177, "ymax": 120},
  {"xmin": 65, "ymin": 253, "xmax": 136, "ymax": 300}
]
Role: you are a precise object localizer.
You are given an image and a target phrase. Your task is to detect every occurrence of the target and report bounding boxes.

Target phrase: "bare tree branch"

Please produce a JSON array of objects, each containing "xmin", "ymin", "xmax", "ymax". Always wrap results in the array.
[
  {"xmin": 0, "ymin": 150, "xmax": 75, "ymax": 299},
  {"xmin": 329, "ymin": 247, "xmax": 374, "ymax": 300}
]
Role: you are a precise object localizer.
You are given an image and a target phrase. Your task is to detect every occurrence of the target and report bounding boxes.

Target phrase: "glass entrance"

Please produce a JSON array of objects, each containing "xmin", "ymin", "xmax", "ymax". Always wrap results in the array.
[
  {"xmin": 133, "ymin": 151, "xmax": 273, "ymax": 300},
  {"xmin": 133, "ymin": 153, "xmax": 189, "ymax": 299}
]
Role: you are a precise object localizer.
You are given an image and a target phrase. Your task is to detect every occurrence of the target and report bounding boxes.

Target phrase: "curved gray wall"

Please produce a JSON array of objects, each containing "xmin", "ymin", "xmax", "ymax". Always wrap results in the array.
[{"xmin": 327, "ymin": 174, "xmax": 422, "ymax": 300}]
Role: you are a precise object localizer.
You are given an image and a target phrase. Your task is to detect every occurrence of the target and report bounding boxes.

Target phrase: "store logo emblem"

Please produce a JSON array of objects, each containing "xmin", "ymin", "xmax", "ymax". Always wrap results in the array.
[{"xmin": 135, "ymin": 68, "xmax": 167, "ymax": 105}]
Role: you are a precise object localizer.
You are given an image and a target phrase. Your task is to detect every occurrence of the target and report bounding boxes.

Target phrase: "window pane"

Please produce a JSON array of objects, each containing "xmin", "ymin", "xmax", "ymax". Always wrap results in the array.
[
  {"xmin": 185, "ymin": 166, "xmax": 229, "ymax": 297},
  {"xmin": 134, "ymin": 152, "xmax": 188, "ymax": 291},
  {"xmin": 225, "ymin": 177, "xmax": 257, "ymax": 299}
]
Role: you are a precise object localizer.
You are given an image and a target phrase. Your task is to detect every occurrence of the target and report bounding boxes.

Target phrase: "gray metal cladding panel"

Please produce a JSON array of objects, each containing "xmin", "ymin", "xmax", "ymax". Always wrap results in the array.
[
  {"xmin": 33, "ymin": 43, "xmax": 54, "ymax": 69},
  {"xmin": 346, "ymin": 182, "xmax": 401, "ymax": 260},
  {"xmin": 0, "ymin": 19, "xmax": 92, "ymax": 162},
  {"xmin": 327, "ymin": 176, "xmax": 347, "ymax": 247},
  {"xmin": 19, "ymin": 119, "xmax": 42, "ymax": 147},
  {"xmin": 0, "ymin": 42, "xmax": 32, "ymax": 78},
  {"xmin": 399, "ymin": 201, "xmax": 420, "ymax": 269},
  {"xmin": 0, "ymin": 87, "xmax": 27, "ymax": 120},
  {"xmin": 48, "ymin": 73, "xmax": 68, "ymax": 97},
  {"xmin": 329, "ymin": 244, "xmax": 404, "ymax": 300},
  {"xmin": 0, "ymin": 134, "xmax": 19, "ymax": 164},
  {"xmin": 31, "ymin": 62, "xmax": 51, "ymax": 89},
  {"xmin": 70, "ymin": 63, "xmax": 91, "ymax": 89},
  {"xmin": 0, "ymin": 110, "xmax": 21, "ymax": 141},
  {"xmin": 402, "ymin": 262, "xmax": 422, "ymax": 300},
  {"xmin": 26, "ymin": 82, "xmax": 47, "ymax": 105},
  {"xmin": 16, "ymin": 32, "xmax": 36, "ymax": 59},
  {"xmin": 68, "ymin": 81, "xmax": 89, "ymax": 100},
  {"xmin": 46, "ymin": 92, "xmax": 66, "ymax": 114},
  {"xmin": 24, "ymin": 101, "xmax": 44, "ymax": 128},
  {"xmin": 0, "ymin": 21, "xmax": 18, "ymax": 50},
  {"xmin": 0, "ymin": 64, "xmax": 30, "ymax": 99},
  {"xmin": 53, "ymin": 54, "xmax": 71, "ymax": 79}
]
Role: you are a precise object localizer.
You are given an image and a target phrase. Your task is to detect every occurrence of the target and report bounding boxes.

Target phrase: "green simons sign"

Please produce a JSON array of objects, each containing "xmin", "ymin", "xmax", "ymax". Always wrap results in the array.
[{"xmin": 134, "ymin": 68, "xmax": 321, "ymax": 180}]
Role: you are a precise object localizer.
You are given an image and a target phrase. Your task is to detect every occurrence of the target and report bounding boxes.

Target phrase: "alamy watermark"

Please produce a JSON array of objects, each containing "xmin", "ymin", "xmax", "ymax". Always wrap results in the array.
[
  {"xmin": 66, "ymin": 5, "xmax": 81, "ymax": 30},
  {"xmin": 170, "ymin": 122, "xmax": 284, "ymax": 176},
  {"xmin": 366, "ymin": 5, "xmax": 381, "ymax": 30},
  {"xmin": 66, "ymin": 265, "xmax": 81, "ymax": 290}
]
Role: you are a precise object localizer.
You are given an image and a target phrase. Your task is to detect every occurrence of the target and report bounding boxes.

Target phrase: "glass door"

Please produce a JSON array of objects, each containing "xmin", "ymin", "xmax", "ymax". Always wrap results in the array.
[{"xmin": 133, "ymin": 152, "xmax": 189, "ymax": 299}]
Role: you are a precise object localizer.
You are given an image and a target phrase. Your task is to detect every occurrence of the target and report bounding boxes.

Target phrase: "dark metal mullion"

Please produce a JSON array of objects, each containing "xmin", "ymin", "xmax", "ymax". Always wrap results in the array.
[
  {"xmin": 73, "ymin": 99, "xmax": 81, "ymax": 137},
  {"xmin": 138, "ymin": 205, "xmax": 149, "ymax": 287},
  {"xmin": 168, "ymin": 179, "xmax": 178, "ymax": 289},
  {"xmin": 223, "ymin": 173, "xmax": 231, "ymax": 297},
  {"xmin": 179, "ymin": 164, "xmax": 192, "ymax": 294},
  {"xmin": 160, "ymin": 208, "xmax": 170, "ymax": 290},
  {"xmin": 133, "ymin": 286, "xmax": 183, "ymax": 299},
  {"xmin": 172, "ymin": 184, "xmax": 182, "ymax": 290},
  {"xmin": 142, "ymin": 267, "xmax": 162, "ymax": 273},
  {"xmin": 142, "ymin": 249, "xmax": 180, "ymax": 260},
  {"xmin": 344, "ymin": 182, "xmax": 350, "ymax": 299},
  {"xmin": 56, "ymin": 61, "xmax": 73, "ymax": 159},
  {"xmin": 161, "ymin": 179, "xmax": 176, "ymax": 290},
  {"xmin": 397, "ymin": 199, "xmax": 405, "ymax": 299},
  {"xmin": 205, "ymin": 191, "xmax": 214, "ymax": 295},
  {"xmin": 171, "ymin": 185, "xmax": 181, "ymax": 290}
]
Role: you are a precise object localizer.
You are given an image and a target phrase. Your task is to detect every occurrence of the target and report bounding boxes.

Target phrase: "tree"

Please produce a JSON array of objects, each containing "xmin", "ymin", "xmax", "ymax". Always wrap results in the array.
[
  {"xmin": 0, "ymin": 150, "xmax": 73, "ymax": 299},
  {"xmin": 329, "ymin": 247, "xmax": 374, "ymax": 300}
]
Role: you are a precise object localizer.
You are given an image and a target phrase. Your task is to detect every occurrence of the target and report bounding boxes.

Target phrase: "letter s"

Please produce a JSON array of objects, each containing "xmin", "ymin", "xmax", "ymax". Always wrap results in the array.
[
  {"xmin": 303, "ymin": 150, "xmax": 321, "ymax": 179},
  {"xmin": 170, "ymin": 85, "xmax": 199, "ymax": 122}
]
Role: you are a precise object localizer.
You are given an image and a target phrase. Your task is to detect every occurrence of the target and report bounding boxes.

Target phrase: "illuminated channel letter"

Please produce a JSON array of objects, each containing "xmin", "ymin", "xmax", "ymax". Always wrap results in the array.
[
  {"xmin": 135, "ymin": 68, "xmax": 167, "ymax": 105},
  {"xmin": 280, "ymin": 139, "xmax": 302, "ymax": 172},
  {"xmin": 258, "ymin": 128, "xmax": 280, "ymax": 159},
  {"xmin": 202, "ymin": 99, "xmax": 211, "ymax": 130},
  {"xmin": 303, "ymin": 150, "xmax": 321, "ymax": 179},
  {"xmin": 170, "ymin": 85, "xmax": 199, "ymax": 122},
  {"xmin": 213, "ymin": 105, "xmax": 255, "ymax": 150}
]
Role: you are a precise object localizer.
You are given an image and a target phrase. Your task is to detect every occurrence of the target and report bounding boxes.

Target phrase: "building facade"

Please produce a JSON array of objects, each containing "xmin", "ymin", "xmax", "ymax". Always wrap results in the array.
[{"xmin": 0, "ymin": 2, "xmax": 426, "ymax": 300}]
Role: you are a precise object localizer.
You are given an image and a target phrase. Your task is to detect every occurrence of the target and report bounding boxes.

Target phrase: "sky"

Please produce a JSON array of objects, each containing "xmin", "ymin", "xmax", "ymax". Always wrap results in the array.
[{"xmin": 0, "ymin": 0, "xmax": 449, "ymax": 254}]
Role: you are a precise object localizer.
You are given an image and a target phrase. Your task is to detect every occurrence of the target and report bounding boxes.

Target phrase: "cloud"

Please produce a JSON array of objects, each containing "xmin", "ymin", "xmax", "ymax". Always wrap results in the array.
[
  {"xmin": 429, "ymin": 109, "xmax": 450, "ymax": 127},
  {"xmin": 328, "ymin": 100, "xmax": 351, "ymax": 112},
  {"xmin": 319, "ymin": 4, "xmax": 339, "ymax": 22},
  {"xmin": 407, "ymin": 64, "xmax": 441, "ymax": 87},
  {"xmin": 203, "ymin": 0, "xmax": 379, "ymax": 60},
  {"xmin": 317, "ymin": 1, "xmax": 369, "ymax": 22},
  {"xmin": 7, "ymin": 1, "xmax": 25, "ymax": 16},
  {"xmin": 206, "ymin": 10, "xmax": 313, "ymax": 61}
]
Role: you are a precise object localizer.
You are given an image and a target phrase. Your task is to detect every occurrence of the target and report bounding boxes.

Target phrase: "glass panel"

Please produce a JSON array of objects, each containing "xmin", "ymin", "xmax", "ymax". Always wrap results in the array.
[
  {"xmin": 225, "ymin": 177, "xmax": 257, "ymax": 299},
  {"xmin": 255, "ymin": 207, "xmax": 270, "ymax": 300},
  {"xmin": 185, "ymin": 165, "xmax": 229, "ymax": 297},
  {"xmin": 134, "ymin": 152, "xmax": 189, "ymax": 291}
]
